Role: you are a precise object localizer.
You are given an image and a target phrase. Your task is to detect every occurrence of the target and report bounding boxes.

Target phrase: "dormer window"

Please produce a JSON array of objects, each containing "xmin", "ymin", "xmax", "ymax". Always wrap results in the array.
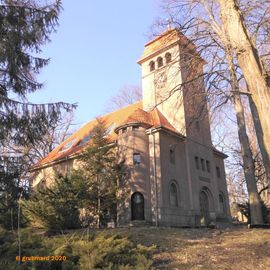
[
  {"xmin": 157, "ymin": 57, "xmax": 163, "ymax": 68},
  {"xmin": 77, "ymin": 133, "xmax": 92, "ymax": 146},
  {"xmin": 106, "ymin": 123, "xmax": 116, "ymax": 136},
  {"xmin": 165, "ymin": 52, "xmax": 172, "ymax": 63},
  {"xmin": 60, "ymin": 138, "xmax": 76, "ymax": 152},
  {"xmin": 149, "ymin": 61, "xmax": 155, "ymax": 71}
]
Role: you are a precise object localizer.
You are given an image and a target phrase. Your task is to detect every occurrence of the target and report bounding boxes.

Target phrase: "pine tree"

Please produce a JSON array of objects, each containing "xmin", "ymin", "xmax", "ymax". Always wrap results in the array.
[
  {"xmin": 0, "ymin": 0, "xmax": 75, "ymax": 229},
  {"xmin": 23, "ymin": 174, "xmax": 87, "ymax": 230},
  {"xmin": 77, "ymin": 119, "xmax": 126, "ymax": 228}
]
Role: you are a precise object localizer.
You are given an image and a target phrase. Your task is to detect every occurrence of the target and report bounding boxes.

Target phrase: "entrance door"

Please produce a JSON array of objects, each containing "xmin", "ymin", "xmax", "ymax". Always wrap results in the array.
[
  {"xmin": 131, "ymin": 192, "xmax": 145, "ymax": 220},
  {"xmin": 199, "ymin": 191, "xmax": 210, "ymax": 225}
]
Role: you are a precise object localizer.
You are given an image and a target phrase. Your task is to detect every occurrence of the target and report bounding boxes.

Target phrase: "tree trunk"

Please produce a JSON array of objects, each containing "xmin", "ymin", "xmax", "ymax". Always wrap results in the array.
[
  {"xmin": 247, "ymin": 93, "xmax": 270, "ymax": 190},
  {"xmin": 226, "ymin": 47, "xmax": 263, "ymax": 225},
  {"xmin": 97, "ymin": 175, "xmax": 101, "ymax": 228},
  {"xmin": 219, "ymin": 0, "xmax": 270, "ymax": 186}
]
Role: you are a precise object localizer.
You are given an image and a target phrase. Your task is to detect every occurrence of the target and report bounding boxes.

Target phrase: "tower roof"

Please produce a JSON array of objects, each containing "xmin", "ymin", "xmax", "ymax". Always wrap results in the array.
[{"xmin": 137, "ymin": 28, "xmax": 196, "ymax": 64}]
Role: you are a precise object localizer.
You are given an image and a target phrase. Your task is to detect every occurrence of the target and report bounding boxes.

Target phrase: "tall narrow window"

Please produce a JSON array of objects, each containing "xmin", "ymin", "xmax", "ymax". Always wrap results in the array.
[
  {"xmin": 149, "ymin": 61, "xmax": 155, "ymax": 72},
  {"xmin": 170, "ymin": 182, "xmax": 178, "ymax": 207},
  {"xmin": 195, "ymin": 121, "xmax": 200, "ymax": 131},
  {"xmin": 170, "ymin": 149, "xmax": 175, "ymax": 164},
  {"xmin": 201, "ymin": 158, "xmax": 205, "ymax": 171},
  {"xmin": 216, "ymin": 166, "xmax": 221, "ymax": 178},
  {"xmin": 165, "ymin": 52, "xmax": 172, "ymax": 63},
  {"xmin": 157, "ymin": 57, "xmax": 163, "ymax": 68},
  {"xmin": 206, "ymin": 160, "xmax": 210, "ymax": 172},
  {"xmin": 219, "ymin": 193, "xmax": 226, "ymax": 214},
  {"xmin": 195, "ymin": 156, "xmax": 200, "ymax": 170},
  {"xmin": 133, "ymin": 153, "xmax": 141, "ymax": 165}
]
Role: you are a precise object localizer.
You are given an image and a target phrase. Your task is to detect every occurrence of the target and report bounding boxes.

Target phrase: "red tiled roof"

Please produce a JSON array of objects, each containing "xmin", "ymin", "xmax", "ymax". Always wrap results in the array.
[
  {"xmin": 118, "ymin": 108, "xmax": 153, "ymax": 128},
  {"xmin": 32, "ymin": 102, "xmax": 142, "ymax": 169},
  {"xmin": 149, "ymin": 108, "xmax": 178, "ymax": 133},
  {"xmin": 32, "ymin": 102, "xmax": 181, "ymax": 170},
  {"xmin": 138, "ymin": 29, "xmax": 196, "ymax": 64}
]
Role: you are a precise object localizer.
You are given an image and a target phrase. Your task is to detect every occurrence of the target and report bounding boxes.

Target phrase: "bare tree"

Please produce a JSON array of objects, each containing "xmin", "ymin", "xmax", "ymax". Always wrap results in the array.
[
  {"xmin": 226, "ymin": 45, "xmax": 263, "ymax": 224},
  {"xmin": 156, "ymin": 0, "xmax": 270, "ymax": 224},
  {"xmin": 218, "ymin": 0, "xmax": 270, "ymax": 189},
  {"xmin": 104, "ymin": 85, "xmax": 142, "ymax": 113},
  {"xmin": 1, "ymin": 111, "xmax": 75, "ymax": 186}
]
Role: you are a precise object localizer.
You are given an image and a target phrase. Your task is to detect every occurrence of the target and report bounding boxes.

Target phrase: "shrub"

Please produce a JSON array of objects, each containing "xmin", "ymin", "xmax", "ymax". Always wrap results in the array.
[
  {"xmin": 0, "ymin": 227, "xmax": 154, "ymax": 270},
  {"xmin": 23, "ymin": 174, "xmax": 89, "ymax": 231},
  {"xmin": 72, "ymin": 233, "xmax": 153, "ymax": 269},
  {"xmin": 237, "ymin": 200, "xmax": 270, "ymax": 224}
]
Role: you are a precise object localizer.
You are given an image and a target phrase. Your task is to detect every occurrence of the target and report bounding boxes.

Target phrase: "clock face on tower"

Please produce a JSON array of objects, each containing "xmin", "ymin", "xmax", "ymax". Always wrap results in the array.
[{"xmin": 154, "ymin": 71, "xmax": 167, "ymax": 89}]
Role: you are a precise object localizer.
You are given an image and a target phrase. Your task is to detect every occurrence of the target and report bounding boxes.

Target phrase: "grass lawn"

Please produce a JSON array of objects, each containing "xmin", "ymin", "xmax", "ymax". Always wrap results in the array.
[
  {"xmin": 113, "ymin": 226, "xmax": 270, "ymax": 270},
  {"xmin": 1, "ymin": 226, "xmax": 270, "ymax": 269}
]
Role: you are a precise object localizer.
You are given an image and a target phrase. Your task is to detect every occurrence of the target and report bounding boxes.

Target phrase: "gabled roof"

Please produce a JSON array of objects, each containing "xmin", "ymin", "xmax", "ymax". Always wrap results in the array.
[
  {"xmin": 32, "ymin": 102, "xmax": 142, "ymax": 169},
  {"xmin": 32, "ymin": 102, "xmax": 181, "ymax": 170}
]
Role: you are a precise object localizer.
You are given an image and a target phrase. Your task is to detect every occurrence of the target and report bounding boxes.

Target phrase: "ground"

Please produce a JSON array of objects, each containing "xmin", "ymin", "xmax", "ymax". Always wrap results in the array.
[
  {"xmin": 2, "ymin": 225, "xmax": 269, "ymax": 269},
  {"xmin": 114, "ymin": 226, "xmax": 270, "ymax": 270}
]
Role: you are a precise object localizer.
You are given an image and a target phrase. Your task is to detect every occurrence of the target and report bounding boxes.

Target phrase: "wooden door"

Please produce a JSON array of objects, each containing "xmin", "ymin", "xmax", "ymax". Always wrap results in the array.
[
  {"xmin": 131, "ymin": 192, "xmax": 145, "ymax": 220},
  {"xmin": 199, "ymin": 191, "xmax": 210, "ymax": 225}
]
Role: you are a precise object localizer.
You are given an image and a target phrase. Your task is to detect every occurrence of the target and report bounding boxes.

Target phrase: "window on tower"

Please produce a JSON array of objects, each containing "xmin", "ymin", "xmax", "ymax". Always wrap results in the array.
[
  {"xmin": 165, "ymin": 52, "xmax": 172, "ymax": 63},
  {"xmin": 206, "ymin": 160, "xmax": 210, "ymax": 172},
  {"xmin": 133, "ymin": 153, "xmax": 141, "ymax": 165},
  {"xmin": 149, "ymin": 61, "xmax": 155, "ymax": 71},
  {"xmin": 157, "ymin": 57, "xmax": 163, "ymax": 68},
  {"xmin": 201, "ymin": 158, "xmax": 205, "ymax": 171},
  {"xmin": 216, "ymin": 166, "xmax": 221, "ymax": 178},
  {"xmin": 195, "ymin": 156, "xmax": 200, "ymax": 170},
  {"xmin": 169, "ymin": 149, "xmax": 175, "ymax": 164}
]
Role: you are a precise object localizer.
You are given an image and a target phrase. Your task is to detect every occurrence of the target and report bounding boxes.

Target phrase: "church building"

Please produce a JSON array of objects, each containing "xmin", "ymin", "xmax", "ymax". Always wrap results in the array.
[{"xmin": 31, "ymin": 29, "xmax": 231, "ymax": 227}]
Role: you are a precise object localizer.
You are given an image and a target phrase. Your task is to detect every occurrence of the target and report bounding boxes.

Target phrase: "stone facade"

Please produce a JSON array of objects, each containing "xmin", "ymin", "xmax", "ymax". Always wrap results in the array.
[{"xmin": 31, "ymin": 29, "xmax": 231, "ymax": 227}]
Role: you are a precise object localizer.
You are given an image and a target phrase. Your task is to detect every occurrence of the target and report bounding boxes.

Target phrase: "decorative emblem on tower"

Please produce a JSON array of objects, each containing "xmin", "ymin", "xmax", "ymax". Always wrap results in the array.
[{"xmin": 154, "ymin": 71, "xmax": 167, "ymax": 89}]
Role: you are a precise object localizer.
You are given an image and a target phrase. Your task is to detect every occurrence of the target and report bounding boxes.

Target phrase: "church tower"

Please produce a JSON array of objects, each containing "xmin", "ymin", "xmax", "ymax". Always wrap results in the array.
[{"xmin": 138, "ymin": 29, "xmax": 212, "ymax": 147}]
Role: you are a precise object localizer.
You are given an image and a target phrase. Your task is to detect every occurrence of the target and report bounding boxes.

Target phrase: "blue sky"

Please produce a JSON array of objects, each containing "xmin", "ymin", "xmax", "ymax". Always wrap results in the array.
[{"xmin": 28, "ymin": 1, "xmax": 164, "ymax": 126}]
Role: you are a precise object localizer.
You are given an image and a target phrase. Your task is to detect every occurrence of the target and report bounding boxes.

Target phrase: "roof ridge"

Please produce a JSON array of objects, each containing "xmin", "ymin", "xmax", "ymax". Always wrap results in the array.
[{"xmin": 100, "ymin": 100, "xmax": 142, "ymax": 119}]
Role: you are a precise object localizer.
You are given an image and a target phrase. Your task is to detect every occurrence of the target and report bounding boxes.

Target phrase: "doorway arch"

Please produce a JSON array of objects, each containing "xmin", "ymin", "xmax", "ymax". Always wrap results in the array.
[
  {"xmin": 199, "ymin": 189, "xmax": 210, "ymax": 225},
  {"xmin": 131, "ymin": 192, "xmax": 145, "ymax": 220}
]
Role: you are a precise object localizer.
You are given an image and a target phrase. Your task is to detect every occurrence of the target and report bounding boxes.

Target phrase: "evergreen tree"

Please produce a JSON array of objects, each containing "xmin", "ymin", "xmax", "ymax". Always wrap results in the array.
[
  {"xmin": 23, "ymin": 174, "xmax": 88, "ymax": 230},
  {"xmin": 0, "ymin": 0, "xmax": 75, "ymax": 229},
  {"xmin": 77, "ymin": 119, "xmax": 126, "ymax": 228}
]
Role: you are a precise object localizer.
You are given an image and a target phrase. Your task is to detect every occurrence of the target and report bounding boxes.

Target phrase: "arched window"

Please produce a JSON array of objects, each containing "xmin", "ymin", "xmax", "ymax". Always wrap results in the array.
[
  {"xmin": 157, "ymin": 57, "xmax": 163, "ymax": 68},
  {"xmin": 219, "ymin": 193, "xmax": 226, "ymax": 214},
  {"xmin": 170, "ymin": 182, "xmax": 178, "ymax": 207},
  {"xmin": 149, "ymin": 61, "xmax": 155, "ymax": 72},
  {"xmin": 165, "ymin": 52, "xmax": 172, "ymax": 63}
]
